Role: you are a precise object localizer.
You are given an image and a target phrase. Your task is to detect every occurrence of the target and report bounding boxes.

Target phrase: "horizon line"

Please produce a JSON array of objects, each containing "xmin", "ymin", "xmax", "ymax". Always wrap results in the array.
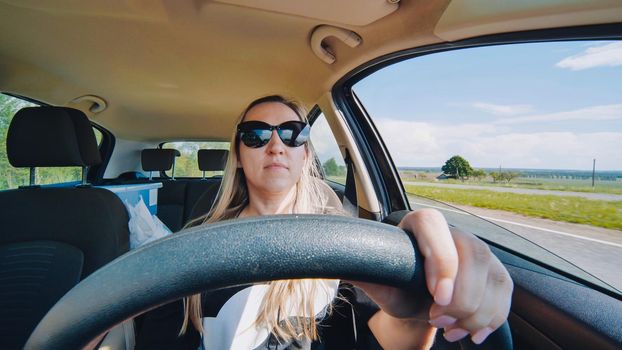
[{"xmin": 396, "ymin": 166, "xmax": 622, "ymax": 172}]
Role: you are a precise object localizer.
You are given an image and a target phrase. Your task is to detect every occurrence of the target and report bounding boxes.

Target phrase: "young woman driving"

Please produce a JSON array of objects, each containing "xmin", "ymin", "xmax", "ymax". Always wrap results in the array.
[{"xmin": 136, "ymin": 95, "xmax": 513, "ymax": 349}]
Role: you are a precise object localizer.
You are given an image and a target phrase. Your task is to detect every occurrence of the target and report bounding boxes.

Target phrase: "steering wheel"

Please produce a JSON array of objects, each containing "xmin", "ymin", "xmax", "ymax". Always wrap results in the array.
[{"xmin": 25, "ymin": 215, "xmax": 512, "ymax": 349}]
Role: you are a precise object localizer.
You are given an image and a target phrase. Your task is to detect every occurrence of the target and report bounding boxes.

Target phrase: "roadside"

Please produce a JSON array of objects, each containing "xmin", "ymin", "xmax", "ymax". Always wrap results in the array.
[
  {"xmin": 403, "ymin": 184, "xmax": 622, "ymax": 230},
  {"xmin": 403, "ymin": 181, "xmax": 622, "ymax": 201},
  {"xmin": 408, "ymin": 197, "xmax": 622, "ymax": 292},
  {"xmin": 414, "ymin": 200, "xmax": 622, "ymax": 245}
]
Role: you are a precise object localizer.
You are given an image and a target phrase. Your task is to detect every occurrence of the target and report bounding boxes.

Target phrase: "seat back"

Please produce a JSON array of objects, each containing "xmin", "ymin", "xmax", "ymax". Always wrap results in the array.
[
  {"xmin": 185, "ymin": 149, "xmax": 229, "ymax": 222},
  {"xmin": 0, "ymin": 106, "xmax": 130, "ymax": 348},
  {"xmin": 141, "ymin": 148, "xmax": 180, "ymax": 180},
  {"xmin": 140, "ymin": 148, "xmax": 186, "ymax": 231},
  {"xmin": 197, "ymin": 149, "xmax": 228, "ymax": 178},
  {"xmin": 0, "ymin": 241, "xmax": 83, "ymax": 349}
]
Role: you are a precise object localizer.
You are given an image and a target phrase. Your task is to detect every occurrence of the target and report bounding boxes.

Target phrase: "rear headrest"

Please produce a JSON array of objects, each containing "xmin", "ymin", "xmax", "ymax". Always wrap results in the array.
[
  {"xmin": 141, "ymin": 149, "xmax": 180, "ymax": 171},
  {"xmin": 198, "ymin": 149, "xmax": 228, "ymax": 171},
  {"xmin": 7, "ymin": 107, "xmax": 101, "ymax": 167}
]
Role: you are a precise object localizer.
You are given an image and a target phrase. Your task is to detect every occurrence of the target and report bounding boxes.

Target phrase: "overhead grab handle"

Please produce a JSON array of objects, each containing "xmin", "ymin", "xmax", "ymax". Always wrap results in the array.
[
  {"xmin": 70, "ymin": 95, "xmax": 108, "ymax": 114},
  {"xmin": 310, "ymin": 25, "xmax": 362, "ymax": 64}
]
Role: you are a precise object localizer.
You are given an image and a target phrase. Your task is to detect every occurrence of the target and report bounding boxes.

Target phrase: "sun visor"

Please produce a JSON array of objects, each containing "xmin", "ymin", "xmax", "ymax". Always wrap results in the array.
[{"xmin": 212, "ymin": 0, "xmax": 399, "ymax": 26}]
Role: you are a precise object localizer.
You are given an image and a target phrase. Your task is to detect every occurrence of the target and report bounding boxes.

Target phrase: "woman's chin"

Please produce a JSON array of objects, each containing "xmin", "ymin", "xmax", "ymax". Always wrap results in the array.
[{"xmin": 255, "ymin": 178, "xmax": 296, "ymax": 194}]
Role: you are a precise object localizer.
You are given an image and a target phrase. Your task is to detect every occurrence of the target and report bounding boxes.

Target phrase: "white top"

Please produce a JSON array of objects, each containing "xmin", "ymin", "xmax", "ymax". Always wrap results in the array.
[{"xmin": 201, "ymin": 279, "xmax": 340, "ymax": 349}]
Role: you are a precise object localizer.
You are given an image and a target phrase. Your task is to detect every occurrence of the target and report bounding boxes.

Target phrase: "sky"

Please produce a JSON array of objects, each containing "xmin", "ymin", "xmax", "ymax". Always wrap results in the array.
[{"xmin": 349, "ymin": 41, "xmax": 622, "ymax": 171}]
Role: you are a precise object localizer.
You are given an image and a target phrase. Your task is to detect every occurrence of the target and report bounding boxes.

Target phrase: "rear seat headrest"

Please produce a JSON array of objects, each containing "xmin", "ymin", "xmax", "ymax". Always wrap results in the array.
[
  {"xmin": 7, "ymin": 106, "xmax": 101, "ymax": 167},
  {"xmin": 198, "ymin": 149, "xmax": 228, "ymax": 171},
  {"xmin": 141, "ymin": 149, "xmax": 181, "ymax": 171}
]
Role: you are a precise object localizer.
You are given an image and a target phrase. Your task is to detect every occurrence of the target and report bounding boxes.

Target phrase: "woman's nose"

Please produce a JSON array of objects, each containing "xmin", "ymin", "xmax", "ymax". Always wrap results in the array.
[{"xmin": 266, "ymin": 130, "xmax": 285, "ymax": 154}]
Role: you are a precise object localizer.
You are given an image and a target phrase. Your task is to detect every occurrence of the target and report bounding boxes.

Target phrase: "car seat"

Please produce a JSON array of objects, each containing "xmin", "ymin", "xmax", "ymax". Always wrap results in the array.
[{"xmin": 0, "ymin": 106, "xmax": 130, "ymax": 349}]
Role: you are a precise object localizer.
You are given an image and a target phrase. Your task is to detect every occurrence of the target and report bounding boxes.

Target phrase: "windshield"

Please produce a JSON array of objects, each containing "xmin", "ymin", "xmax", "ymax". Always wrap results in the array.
[{"xmin": 352, "ymin": 40, "xmax": 622, "ymax": 294}]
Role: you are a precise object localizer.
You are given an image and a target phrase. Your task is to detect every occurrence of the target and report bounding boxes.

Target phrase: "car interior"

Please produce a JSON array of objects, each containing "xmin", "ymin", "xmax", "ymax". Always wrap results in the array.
[{"xmin": 0, "ymin": 1, "xmax": 621, "ymax": 349}]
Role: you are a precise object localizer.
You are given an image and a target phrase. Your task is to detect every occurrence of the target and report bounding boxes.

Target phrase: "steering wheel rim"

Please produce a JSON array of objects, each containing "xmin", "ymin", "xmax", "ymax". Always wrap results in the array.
[{"xmin": 25, "ymin": 214, "xmax": 511, "ymax": 349}]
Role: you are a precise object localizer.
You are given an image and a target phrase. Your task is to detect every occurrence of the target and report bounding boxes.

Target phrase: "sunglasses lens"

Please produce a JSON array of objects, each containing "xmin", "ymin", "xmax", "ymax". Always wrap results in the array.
[
  {"xmin": 278, "ymin": 121, "xmax": 309, "ymax": 147},
  {"xmin": 240, "ymin": 128, "xmax": 271, "ymax": 148},
  {"xmin": 238, "ymin": 121, "xmax": 271, "ymax": 148}
]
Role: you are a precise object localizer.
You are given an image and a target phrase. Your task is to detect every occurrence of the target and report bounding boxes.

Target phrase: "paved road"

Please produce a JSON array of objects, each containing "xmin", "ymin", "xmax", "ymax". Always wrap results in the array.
[
  {"xmin": 408, "ymin": 197, "xmax": 622, "ymax": 293},
  {"xmin": 404, "ymin": 181, "xmax": 622, "ymax": 201}
]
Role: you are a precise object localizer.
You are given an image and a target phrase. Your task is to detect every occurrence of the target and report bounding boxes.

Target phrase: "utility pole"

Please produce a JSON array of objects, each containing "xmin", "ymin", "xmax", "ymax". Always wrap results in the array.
[{"xmin": 592, "ymin": 158, "xmax": 596, "ymax": 189}]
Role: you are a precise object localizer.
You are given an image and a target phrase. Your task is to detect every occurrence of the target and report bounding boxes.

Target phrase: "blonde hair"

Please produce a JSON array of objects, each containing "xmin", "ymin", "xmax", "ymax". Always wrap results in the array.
[{"xmin": 180, "ymin": 95, "xmax": 343, "ymax": 342}]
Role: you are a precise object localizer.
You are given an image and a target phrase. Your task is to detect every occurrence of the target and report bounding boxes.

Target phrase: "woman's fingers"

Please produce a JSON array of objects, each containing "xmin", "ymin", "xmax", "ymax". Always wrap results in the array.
[
  {"xmin": 464, "ymin": 257, "xmax": 513, "ymax": 332},
  {"xmin": 430, "ymin": 228, "xmax": 490, "ymax": 320},
  {"xmin": 370, "ymin": 208, "xmax": 513, "ymax": 345},
  {"xmin": 430, "ymin": 235, "xmax": 513, "ymax": 343},
  {"xmin": 356, "ymin": 209, "xmax": 460, "ymax": 319},
  {"xmin": 401, "ymin": 209, "xmax": 459, "ymax": 306},
  {"xmin": 442, "ymin": 275, "xmax": 497, "ymax": 343},
  {"xmin": 439, "ymin": 259, "xmax": 513, "ymax": 344}
]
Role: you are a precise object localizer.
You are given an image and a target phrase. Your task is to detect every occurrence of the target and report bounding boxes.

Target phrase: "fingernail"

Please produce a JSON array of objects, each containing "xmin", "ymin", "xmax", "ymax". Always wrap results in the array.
[
  {"xmin": 471, "ymin": 327, "xmax": 494, "ymax": 344},
  {"xmin": 434, "ymin": 278, "xmax": 454, "ymax": 306},
  {"xmin": 444, "ymin": 328, "xmax": 469, "ymax": 342},
  {"xmin": 427, "ymin": 276, "xmax": 437, "ymax": 295},
  {"xmin": 429, "ymin": 315, "xmax": 457, "ymax": 328}
]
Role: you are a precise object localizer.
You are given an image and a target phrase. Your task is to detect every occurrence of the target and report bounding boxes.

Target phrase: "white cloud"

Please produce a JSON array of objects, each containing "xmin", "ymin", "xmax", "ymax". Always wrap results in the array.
[
  {"xmin": 495, "ymin": 104, "xmax": 622, "ymax": 124},
  {"xmin": 556, "ymin": 42, "xmax": 622, "ymax": 70},
  {"xmin": 373, "ymin": 118, "xmax": 622, "ymax": 170},
  {"xmin": 310, "ymin": 108, "xmax": 622, "ymax": 170},
  {"xmin": 472, "ymin": 102, "xmax": 532, "ymax": 116}
]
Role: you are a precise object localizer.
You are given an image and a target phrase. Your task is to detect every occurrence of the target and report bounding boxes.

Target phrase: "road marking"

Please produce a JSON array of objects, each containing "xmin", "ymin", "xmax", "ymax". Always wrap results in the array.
[{"xmin": 409, "ymin": 201, "xmax": 622, "ymax": 249}]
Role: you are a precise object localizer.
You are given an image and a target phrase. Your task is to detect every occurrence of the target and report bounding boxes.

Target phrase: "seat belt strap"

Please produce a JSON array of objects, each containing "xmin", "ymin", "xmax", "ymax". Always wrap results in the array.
[{"xmin": 343, "ymin": 149, "xmax": 358, "ymax": 216}]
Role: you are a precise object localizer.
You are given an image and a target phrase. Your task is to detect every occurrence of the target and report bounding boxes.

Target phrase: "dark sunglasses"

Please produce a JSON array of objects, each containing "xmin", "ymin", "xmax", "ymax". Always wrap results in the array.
[{"xmin": 237, "ymin": 120, "xmax": 310, "ymax": 148}]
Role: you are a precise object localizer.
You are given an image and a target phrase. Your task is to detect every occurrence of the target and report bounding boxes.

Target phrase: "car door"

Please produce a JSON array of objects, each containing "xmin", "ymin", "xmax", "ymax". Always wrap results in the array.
[{"xmin": 332, "ymin": 24, "xmax": 622, "ymax": 349}]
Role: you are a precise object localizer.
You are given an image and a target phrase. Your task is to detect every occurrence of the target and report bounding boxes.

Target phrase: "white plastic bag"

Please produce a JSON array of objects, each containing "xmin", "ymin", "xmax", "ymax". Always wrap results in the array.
[{"xmin": 126, "ymin": 197, "xmax": 172, "ymax": 249}]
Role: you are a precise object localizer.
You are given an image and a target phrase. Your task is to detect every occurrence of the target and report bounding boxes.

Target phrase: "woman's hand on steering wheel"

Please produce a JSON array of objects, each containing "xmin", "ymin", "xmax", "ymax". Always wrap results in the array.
[{"xmin": 353, "ymin": 209, "xmax": 514, "ymax": 346}]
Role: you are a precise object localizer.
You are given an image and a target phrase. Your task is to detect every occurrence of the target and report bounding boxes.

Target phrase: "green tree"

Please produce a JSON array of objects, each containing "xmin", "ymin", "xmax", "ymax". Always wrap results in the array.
[
  {"xmin": 441, "ymin": 155, "xmax": 473, "ymax": 181},
  {"xmin": 471, "ymin": 169, "xmax": 486, "ymax": 181},
  {"xmin": 1, "ymin": 94, "xmax": 35, "ymax": 189},
  {"xmin": 489, "ymin": 171, "xmax": 520, "ymax": 183},
  {"xmin": 322, "ymin": 157, "xmax": 346, "ymax": 177},
  {"xmin": 501, "ymin": 172, "xmax": 520, "ymax": 183},
  {"xmin": 489, "ymin": 171, "xmax": 503, "ymax": 183},
  {"xmin": 322, "ymin": 157, "xmax": 339, "ymax": 176}
]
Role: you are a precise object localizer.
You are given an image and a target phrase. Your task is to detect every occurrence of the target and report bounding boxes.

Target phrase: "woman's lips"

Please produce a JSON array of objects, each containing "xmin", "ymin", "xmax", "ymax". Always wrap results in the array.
[{"xmin": 265, "ymin": 163, "xmax": 288, "ymax": 170}]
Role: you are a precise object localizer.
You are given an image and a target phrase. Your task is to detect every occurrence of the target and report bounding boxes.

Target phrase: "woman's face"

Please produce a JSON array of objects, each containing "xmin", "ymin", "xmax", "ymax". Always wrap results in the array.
[{"xmin": 237, "ymin": 102, "xmax": 308, "ymax": 197}]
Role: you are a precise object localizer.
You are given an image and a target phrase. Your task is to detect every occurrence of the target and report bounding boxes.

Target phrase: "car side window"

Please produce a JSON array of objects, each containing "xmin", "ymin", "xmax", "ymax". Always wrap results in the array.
[
  {"xmin": 310, "ymin": 110, "xmax": 346, "ymax": 185},
  {"xmin": 352, "ymin": 41, "xmax": 622, "ymax": 292},
  {"xmin": 93, "ymin": 127, "xmax": 103, "ymax": 147},
  {"xmin": 0, "ymin": 94, "xmax": 85, "ymax": 189}
]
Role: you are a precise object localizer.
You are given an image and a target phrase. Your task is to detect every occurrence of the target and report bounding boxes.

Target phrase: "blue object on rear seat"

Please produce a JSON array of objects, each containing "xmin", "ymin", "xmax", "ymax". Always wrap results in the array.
[
  {"xmin": 128, "ymin": 149, "xmax": 227, "ymax": 232},
  {"xmin": 98, "ymin": 182, "xmax": 163, "ymax": 215}
]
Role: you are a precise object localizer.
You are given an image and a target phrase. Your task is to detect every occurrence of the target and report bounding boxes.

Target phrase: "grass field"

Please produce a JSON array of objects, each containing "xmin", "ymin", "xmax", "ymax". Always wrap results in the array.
[
  {"xmin": 398, "ymin": 171, "xmax": 622, "ymax": 195},
  {"xmin": 438, "ymin": 178, "xmax": 622, "ymax": 195},
  {"xmin": 326, "ymin": 176, "xmax": 346, "ymax": 184},
  {"xmin": 403, "ymin": 184, "xmax": 622, "ymax": 231}
]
